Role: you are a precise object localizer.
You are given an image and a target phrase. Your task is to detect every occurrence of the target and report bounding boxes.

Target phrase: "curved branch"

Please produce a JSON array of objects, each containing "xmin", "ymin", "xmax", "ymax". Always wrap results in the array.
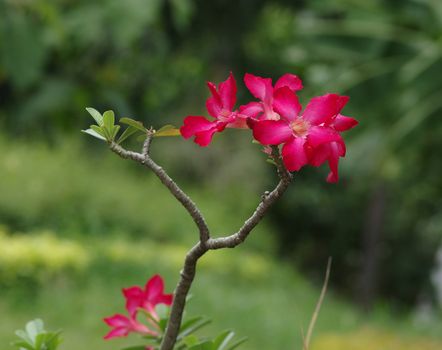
[
  {"xmin": 109, "ymin": 139, "xmax": 293, "ymax": 350},
  {"xmin": 160, "ymin": 163, "xmax": 293, "ymax": 350}
]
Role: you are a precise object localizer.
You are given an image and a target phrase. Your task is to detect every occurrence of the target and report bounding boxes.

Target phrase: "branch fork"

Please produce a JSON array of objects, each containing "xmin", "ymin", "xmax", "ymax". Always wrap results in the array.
[{"xmin": 109, "ymin": 137, "xmax": 293, "ymax": 350}]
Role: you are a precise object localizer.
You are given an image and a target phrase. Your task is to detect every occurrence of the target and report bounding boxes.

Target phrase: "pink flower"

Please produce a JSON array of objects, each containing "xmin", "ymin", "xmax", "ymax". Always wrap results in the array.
[
  {"xmin": 252, "ymin": 87, "xmax": 358, "ymax": 182},
  {"xmin": 103, "ymin": 314, "xmax": 157, "ymax": 340},
  {"xmin": 104, "ymin": 275, "xmax": 173, "ymax": 340},
  {"xmin": 240, "ymin": 73, "xmax": 303, "ymax": 121},
  {"xmin": 123, "ymin": 274, "xmax": 173, "ymax": 319},
  {"xmin": 180, "ymin": 73, "xmax": 247, "ymax": 146}
]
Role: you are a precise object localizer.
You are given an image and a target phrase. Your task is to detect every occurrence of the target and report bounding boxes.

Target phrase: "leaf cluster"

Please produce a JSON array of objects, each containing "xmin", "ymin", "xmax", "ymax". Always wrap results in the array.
[
  {"xmin": 12, "ymin": 319, "xmax": 62, "ymax": 350},
  {"xmin": 82, "ymin": 108, "xmax": 180, "ymax": 144}
]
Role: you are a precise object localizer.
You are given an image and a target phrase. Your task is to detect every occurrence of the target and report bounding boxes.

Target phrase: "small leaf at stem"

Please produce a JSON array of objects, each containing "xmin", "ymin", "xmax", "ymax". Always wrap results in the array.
[
  {"xmin": 103, "ymin": 110, "xmax": 115, "ymax": 135},
  {"xmin": 117, "ymin": 125, "xmax": 142, "ymax": 144},
  {"xmin": 212, "ymin": 330, "xmax": 235, "ymax": 350},
  {"xmin": 266, "ymin": 158, "xmax": 277, "ymax": 166},
  {"xmin": 11, "ymin": 341, "xmax": 34, "ymax": 350},
  {"xmin": 85, "ymin": 107, "xmax": 103, "ymax": 126},
  {"xmin": 187, "ymin": 340, "xmax": 214, "ymax": 350},
  {"xmin": 154, "ymin": 124, "xmax": 181, "ymax": 137},
  {"xmin": 81, "ymin": 128, "xmax": 106, "ymax": 141},
  {"xmin": 225, "ymin": 337, "xmax": 248, "ymax": 350},
  {"xmin": 120, "ymin": 117, "xmax": 147, "ymax": 132},
  {"xmin": 177, "ymin": 318, "xmax": 211, "ymax": 340},
  {"xmin": 111, "ymin": 124, "xmax": 120, "ymax": 141}
]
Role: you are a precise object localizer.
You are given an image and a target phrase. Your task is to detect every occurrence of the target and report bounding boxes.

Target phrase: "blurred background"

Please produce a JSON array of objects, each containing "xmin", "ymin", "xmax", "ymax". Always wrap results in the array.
[{"xmin": 1, "ymin": 0, "xmax": 442, "ymax": 349}]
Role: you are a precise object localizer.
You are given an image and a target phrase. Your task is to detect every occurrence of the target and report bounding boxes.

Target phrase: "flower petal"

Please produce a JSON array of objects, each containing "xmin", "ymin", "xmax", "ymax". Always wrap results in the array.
[
  {"xmin": 252, "ymin": 120, "xmax": 293, "ymax": 145},
  {"xmin": 218, "ymin": 72, "xmax": 237, "ymax": 111},
  {"xmin": 239, "ymin": 102, "xmax": 263, "ymax": 119},
  {"xmin": 281, "ymin": 137, "xmax": 309, "ymax": 172},
  {"xmin": 180, "ymin": 116, "xmax": 214, "ymax": 138},
  {"xmin": 332, "ymin": 114, "xmax": 358, "ymax": 131},
  {"xmin": 145, "ymin": 274, "xmax": 164, "ymax": 302},
  {"xmin": 123, "ymin": 286, "xmax": 144, "ymax": 317},
  {"xmin": 194, "ymin": 126, "xmax": 221, "ymax": 147},
  {"xmin": 104, "ymin": 326, "xmax": 130, "ymax": 339},
  {"xmin": 227, "ymin": 114, "xmax": 249, "ymax": 129},
  {"xmin": 273, "ymin": 86, "xmax": 302, "ymax": 121},
  {"xmin": 303, "ymin": 94, "xmax": 349, "ymax": 125},
  {"xmin": 326, "ymin": 142, "xmax": 342, "ymax": 183},
  {"xmin": 307, "ymin": 126, "xmax": 343, "ymax": 147},
  {"xmin": 157, "ymin": 293, "xmax": 173, "ymax": 305},
  {"xmin": 104, "ymin": 314, "xmax": 131, "ymax": 328},
  {"xmin": 206, "ymin": 96, "xmax": 222, "ymax": 118},
  {"xmin": 275, "ymin": 73, "xmax": 303, "ymax": 91},
  {"xmin": 309, "ymin": 144, "xmax": 329, "ymax": 167},
  {"xmin": 244, "ymin": 73, "xmax": 273, "ymax": 102}
]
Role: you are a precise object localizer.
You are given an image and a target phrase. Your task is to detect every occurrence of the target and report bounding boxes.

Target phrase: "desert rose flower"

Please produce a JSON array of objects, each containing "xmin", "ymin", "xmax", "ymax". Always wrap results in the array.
[
  {"xmin": 252, "ymin": 86, "xmax": 357, "ymax": 182},
  {"xmin": 180, "ymin": 73, "xmax": 247, "ymax": 146},
  {"xmin": 240, "ymin": 73, "xmax": 303, "ymax": 121},
  {"xmin": 123, "ymin": 274, "xmax": 173, "ymax": 319},
  {"xmin": 104, "ymin": 275, "xmax": 173, "ymax": 340},
  {"xmin": 103, "ymin": 314, "xmax": 157, "ymax": 339}
]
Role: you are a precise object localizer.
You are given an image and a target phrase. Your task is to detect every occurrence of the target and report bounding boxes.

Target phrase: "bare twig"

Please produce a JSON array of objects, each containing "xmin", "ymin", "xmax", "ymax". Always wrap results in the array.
[
  {"xmin": 142, "ymin": 129, "xmax": 154, "ymax": 157},
  {"xmin": 303, "ymin": 257, "xmax": 332, "ymax": 350},
  {"xmin": 108, "ymin": 138, "xmax": 293, "ymax": 350}
]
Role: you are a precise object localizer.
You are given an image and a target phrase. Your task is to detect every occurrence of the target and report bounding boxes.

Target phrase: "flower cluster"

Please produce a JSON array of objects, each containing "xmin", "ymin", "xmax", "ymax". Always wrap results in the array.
[
  {"xmin": 103, "ymin": 274, "xmax": 173, "ymax": 340},
  {"xmin": 180, "ymin": 73, "xmax": 358, "ymax": 182}
]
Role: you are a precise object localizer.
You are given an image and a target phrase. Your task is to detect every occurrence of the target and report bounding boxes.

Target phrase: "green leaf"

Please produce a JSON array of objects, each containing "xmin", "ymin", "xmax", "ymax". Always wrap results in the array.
[
  {"xmin": 90, "ymin": 125, "xmax": 107, "ymax": 138},
  {"xmin": 212, "ymin": 330, "xmax": 234, "ymax": 350},
  {"xmin": 225, "ymin": 337, "xmax": 247, "ymax": 350},
  {"xmin": 179, "ymin": 316, "xmax": 204, "ymax": 333},
  {"xmin": 187, "ymin": 340, "xmax": 214, "ymax": 350},
  {"xmin": 120, "ymin": 117, "xmax": 147, "ymax": 132},
  {"xmin": 111, "ymin": 125, "xmax": 121, "ymax": 141},
  {"xmin": 154, "ymin": 124, "xmax": 181, "ymax": 137},
  {"xmin": 81, "ymin": 128, "xmax": 106, "ymax": 141},
  {"xmin": 11, "ymin": 340, "xmax": 34, "ymax": 350},
  {"xmin": 177, "ymin": 317, "xmax": 211, "ymax": 340},
  {"xmin": 103, "ymin": 110, "xmax": 115, "ymax": 134},
  {"xmin": 35, "ymin": 333, "xmax": 46, "ymax": 350},
  {"xmin": 25, "ymin": 319, "xmax": 44, "ymax": 343},
  {"xmin": 85, "ymin": 107, "xmax": 103, "ymax": 126},
  {"xmin": 14, "ymin": 330, "xmax": 32, "ymax": 344},
  {"xmin": 42, "ymin": 331, "xmax": 63, "ymax": 350},
  {"xmin": 182, "ymin": 334, "xmax": 200, "ymax": 347},
  {"xmin": 117, "ymin": 125, "xmax": 141, "ymax": 144},
  {"xmin": 266, "ymin": 158, "xmax": 277, "ymax": 166}
]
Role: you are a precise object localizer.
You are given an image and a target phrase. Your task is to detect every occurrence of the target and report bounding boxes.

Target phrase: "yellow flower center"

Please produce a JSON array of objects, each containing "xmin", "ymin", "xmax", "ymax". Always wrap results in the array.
[{"xmin": 290, "ymin": 118, "xmax": 309, "ymax": 137}]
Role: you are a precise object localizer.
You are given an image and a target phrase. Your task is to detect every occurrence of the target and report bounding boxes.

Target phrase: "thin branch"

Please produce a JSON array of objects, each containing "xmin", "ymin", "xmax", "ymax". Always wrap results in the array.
[
  {"xmin": 303, "ymin": 257, "xmax": 332, "ymax": 350},
  {"xmin": 142, "ymin": 129, "xmax": 154, "ymax": 157}
]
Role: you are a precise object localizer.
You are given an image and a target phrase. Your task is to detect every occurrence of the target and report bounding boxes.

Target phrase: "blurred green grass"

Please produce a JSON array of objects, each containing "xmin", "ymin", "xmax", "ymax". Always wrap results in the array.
[{"xmin": 1, "ymin": 230, "xmax": 442, "ymax": 350}]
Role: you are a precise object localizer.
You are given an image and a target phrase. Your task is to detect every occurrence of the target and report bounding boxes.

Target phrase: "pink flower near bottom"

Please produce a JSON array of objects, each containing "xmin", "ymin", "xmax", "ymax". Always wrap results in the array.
[
  {"xmin": 123, "ymin": 274, "xmax": 173, "ymax": 319},
  {"xmin": 103, "ymin": 314, "xmax": 157, "ymax": 339},
  {"xmin": 103, "ymin": 274, "xmax": 173, "ymax": 340}
]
